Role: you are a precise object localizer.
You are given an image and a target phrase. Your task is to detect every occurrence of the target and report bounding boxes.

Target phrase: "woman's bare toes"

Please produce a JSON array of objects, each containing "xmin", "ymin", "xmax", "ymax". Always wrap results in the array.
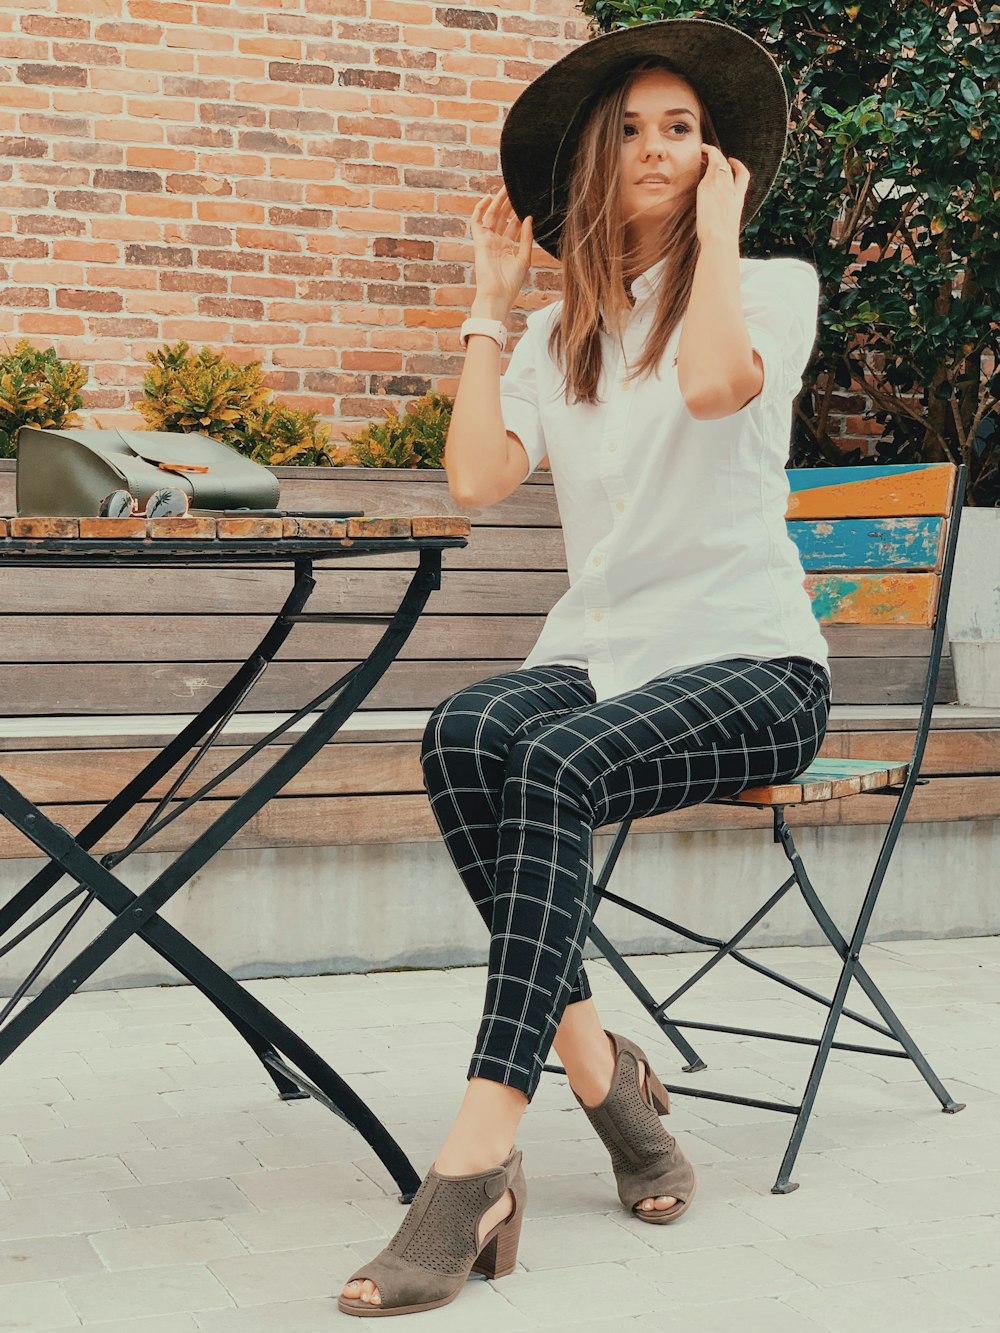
[
  {"xmin": 639, "ymin": 1194, "xmax": 677, "ymax": 1213},
  {"xmin": 342, "ymin": 1278, "xmax": 381, "ymax": 1305}
]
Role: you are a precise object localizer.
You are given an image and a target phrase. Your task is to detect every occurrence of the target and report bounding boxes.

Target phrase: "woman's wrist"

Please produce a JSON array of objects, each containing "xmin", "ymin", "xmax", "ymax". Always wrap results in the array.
[{"xmin": 470, "ymin": 295, "xmax": 512, "ymax": 323}]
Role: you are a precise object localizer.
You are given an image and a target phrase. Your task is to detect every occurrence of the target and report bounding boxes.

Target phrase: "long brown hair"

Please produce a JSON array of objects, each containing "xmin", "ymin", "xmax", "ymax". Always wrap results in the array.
[{"xmin": 550, "ymin": 58, "xmax": 723, "ymax": 404}]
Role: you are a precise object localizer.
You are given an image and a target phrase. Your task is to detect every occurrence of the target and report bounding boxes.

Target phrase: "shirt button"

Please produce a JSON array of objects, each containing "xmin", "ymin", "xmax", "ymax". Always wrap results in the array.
[
  {"xmin": 607, "ymin": 441, "xmax": 619, "ymax": 452},
  {"xmin": 614, "ymin": 499, "xmax": 626, "ymax": 514},
  {"xmin": 591, "ymin": 609, "xmax": 604, "ymax": 622},
  {"xmin": 592, "ymin": 553, "xmax": 604, "ymax": 568}
]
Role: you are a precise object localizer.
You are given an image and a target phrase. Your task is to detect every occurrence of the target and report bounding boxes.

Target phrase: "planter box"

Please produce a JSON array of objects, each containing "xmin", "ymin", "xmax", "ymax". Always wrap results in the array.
[{"xmin": 946, "ymin": 507, "xmax": 1000, "ymax": 707}]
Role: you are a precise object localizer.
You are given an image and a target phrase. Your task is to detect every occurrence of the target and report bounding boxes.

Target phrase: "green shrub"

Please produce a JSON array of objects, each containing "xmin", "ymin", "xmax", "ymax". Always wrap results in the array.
[
  {"xmin": 582, "ymin": 0, "xmax": 1000, "ymax": 504},
  {"xmin": 136, "ymin": 342, "xmax": 339, "ymax": 466},
  {"xmin": 345, "ymin": 391, "xmax": 452, "ymax": 468},
  {"xmin": 0, "ymin": 339, "xmax": 86, "ymax": 459}
]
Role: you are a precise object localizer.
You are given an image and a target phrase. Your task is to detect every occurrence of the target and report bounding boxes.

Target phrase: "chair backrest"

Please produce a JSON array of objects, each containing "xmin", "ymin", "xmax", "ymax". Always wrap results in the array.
[
  {"xmin": 785, "ymin": 463, "xmax": 959, "ymax": 630},
  {"xmin": 786, "ymin": 462, "xmax": 965, "ymax": 778}
]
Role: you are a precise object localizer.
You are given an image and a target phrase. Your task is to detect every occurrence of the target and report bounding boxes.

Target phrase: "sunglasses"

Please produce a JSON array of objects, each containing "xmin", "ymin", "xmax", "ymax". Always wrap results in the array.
[{"xmin": 98, "ymin": 487, "xmax": 190, "ymax": 519}]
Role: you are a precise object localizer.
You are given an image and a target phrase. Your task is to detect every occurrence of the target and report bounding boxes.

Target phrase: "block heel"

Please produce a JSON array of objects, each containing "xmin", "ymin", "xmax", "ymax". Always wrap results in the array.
[{"xmin": 471, "ymin": 1210, "xmax": 523, "ymax": 1279}]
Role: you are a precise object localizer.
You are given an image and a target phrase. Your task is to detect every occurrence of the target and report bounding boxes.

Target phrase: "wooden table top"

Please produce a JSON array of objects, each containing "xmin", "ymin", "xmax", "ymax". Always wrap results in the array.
[{"xmin": 0, "ymin": 514, "xmax": 471, "ymax": 564}]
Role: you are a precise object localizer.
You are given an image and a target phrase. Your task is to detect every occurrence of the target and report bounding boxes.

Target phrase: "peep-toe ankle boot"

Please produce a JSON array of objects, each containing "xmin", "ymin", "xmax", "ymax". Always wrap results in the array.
[
  {"xmin": 575, "ymin": 1031, "xmax": 695, "ymax": 1225},
  {"xmin": 337, "ymin": 1147, "xmax": 526, "ymax": 1317}
]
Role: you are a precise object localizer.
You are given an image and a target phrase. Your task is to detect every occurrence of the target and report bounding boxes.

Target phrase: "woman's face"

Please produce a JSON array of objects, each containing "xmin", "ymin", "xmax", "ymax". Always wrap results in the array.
[{"xmin": 619, "ymin": 69, "xmax": 704, "ymax": 238}]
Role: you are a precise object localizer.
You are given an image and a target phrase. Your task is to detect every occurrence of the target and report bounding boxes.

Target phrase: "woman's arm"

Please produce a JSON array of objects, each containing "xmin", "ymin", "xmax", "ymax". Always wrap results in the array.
[
  {"xmin": 676, "ymin": 144, "xmax": 762, "ymax": 420},
  {"xmin": 444, "ymin": 190, "xmax": 535, "ymax": 508}
]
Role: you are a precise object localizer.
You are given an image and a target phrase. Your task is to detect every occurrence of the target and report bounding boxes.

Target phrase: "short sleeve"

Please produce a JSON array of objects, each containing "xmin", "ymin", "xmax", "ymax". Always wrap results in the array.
[
  {"xmin": 498, "ymin": 307, "xmax": 551, "ymax": 476},
  {"xmin": 741, "ymin": 259, "xmax": 820, "ymax": 406}
]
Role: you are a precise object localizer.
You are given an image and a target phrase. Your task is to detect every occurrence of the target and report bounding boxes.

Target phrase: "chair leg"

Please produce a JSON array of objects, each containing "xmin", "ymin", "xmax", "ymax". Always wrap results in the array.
[{"xmin": 769, "ymin": 816, "xmax": 966, "ymax": 1192}]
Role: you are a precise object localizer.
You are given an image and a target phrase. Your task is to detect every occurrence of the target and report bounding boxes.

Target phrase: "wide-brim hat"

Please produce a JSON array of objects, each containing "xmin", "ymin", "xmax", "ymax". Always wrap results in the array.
[{"xmin": 500, "ymin": 18, "xmax": 789, "ymax": 258}]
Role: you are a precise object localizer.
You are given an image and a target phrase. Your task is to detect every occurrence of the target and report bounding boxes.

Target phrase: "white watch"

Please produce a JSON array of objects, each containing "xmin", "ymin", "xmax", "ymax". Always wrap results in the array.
[{"xmin": 460, "ymin": 317, "xmax": 508, "ymax": 352}]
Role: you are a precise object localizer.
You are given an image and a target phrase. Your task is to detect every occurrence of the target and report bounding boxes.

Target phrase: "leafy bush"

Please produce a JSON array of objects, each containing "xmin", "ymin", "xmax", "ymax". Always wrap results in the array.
[
  {"xmin": 345, "ymin": 391, "xmax": 452, "ymax": 468},
  {"xmin": 582, "ymin": 0, "xmax": 1000, "ymax": 504},
  {"xmin": 136, "ymin": 342, "xmax": 339, "ymax": 466},
  {"xmin": 0, "ymin": 340, "xmax": 86, "ymax": 459}
]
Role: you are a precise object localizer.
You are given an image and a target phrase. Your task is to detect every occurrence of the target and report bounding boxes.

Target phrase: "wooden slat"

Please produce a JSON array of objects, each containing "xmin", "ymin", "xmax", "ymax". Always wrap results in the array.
[
  {"xmin": 789, "ymin": 517, "xmax": 944, "ymax": 571},
  {"xmin": 0, "ymin": 660, "xmax": 516, "ymax": 715},
  {"xmin": 217, "ymin": 517, "xmax": 283, "ymax": 540},
  {"xmin": 0, "ymin": 742, "xmax": 425, "ymax": 804},
  {"xmin": 2, "ymin": 775, "xmax": 998, "ymax": 859},
  {"xmin": 839, "ymin": 729, "xmax": 1000, "ymax": 772},
  {"xmin": 0, "ymin": 615, "xmax": 547, "ymax": 664},
  {"xmin": 818, "ymin": 657, "xmax": 955, "ymax": 705},
  {"xmin": 346, "ymin": 516, "xmax": 412, "ymax": 538},
  {"xmin": 0, "ymin": 655, "xmax": 956, "ymax": 715},
  {"xmin": 806, "ymin": 573, "xmax": 938, "ymax": 625},
  {"xmin": 0, "ymin": 568, "xmax": 571, "ymax": 616},
  {"xmin": 10, "ymin": 517, "xmax": 79, "ymax": 539},
  {"xmin": 786, "ymin": 464, "xmax": 954, "ymax": 519},
  {"xmin": 0, "ymin": 618, "xmax": 942, "ymax": 666},
  {"xmin": 281, "ymin": 517, "xmax": 347, "ymax": 539},
  {"xmin": 79, "ymin": 518, "xmax": 147, "ymax": 540},
  {"xmin": 148, "ymin": 516, "xmax": 216, "ymax": 539}
]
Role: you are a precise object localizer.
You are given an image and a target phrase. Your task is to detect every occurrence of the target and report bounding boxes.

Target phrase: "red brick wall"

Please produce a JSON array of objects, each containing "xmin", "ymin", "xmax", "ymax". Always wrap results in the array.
[{"xmin": 0, "ymin": 0, "xmax": 588, "ymax": 440}]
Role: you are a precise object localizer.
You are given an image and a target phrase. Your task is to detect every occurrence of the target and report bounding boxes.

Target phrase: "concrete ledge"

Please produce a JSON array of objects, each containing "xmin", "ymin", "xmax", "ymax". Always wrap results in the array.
[{"xmin": 2, "ymin": 816, "xmax": 997, "ymax": 994}]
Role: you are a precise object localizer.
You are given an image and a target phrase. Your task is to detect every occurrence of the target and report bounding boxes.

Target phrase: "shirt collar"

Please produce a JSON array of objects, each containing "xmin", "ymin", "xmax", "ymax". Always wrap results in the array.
[{"xmin": 629, "ymin": 256, "xmax": 668, "ymax": 303}]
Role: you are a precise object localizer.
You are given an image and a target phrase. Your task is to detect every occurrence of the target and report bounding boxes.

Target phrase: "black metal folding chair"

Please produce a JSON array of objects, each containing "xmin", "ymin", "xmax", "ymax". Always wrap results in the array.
[{"xmin": 581, "ymin": 462, "xmax": 968, "ymax": 1192}]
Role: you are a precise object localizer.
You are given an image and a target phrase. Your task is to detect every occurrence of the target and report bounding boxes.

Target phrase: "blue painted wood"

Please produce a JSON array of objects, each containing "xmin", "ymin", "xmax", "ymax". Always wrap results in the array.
[
  {"xmin": 786, "ymin": 464, "xmax": 942, "ymax": 493},
  {"xmin": 789, "ymin": 517, "xmax": 943, "ymax": 571}
]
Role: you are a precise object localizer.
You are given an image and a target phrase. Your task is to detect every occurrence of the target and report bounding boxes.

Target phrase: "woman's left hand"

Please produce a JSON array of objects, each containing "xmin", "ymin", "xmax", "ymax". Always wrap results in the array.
[{"xmin": 695, "ymin": 144, "xmax": 751, "ymax": 246}]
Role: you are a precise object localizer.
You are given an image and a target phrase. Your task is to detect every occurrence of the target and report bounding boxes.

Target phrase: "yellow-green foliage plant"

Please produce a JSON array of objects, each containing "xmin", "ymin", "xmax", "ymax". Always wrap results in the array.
[
  {"xmin": 346, "ymin": 391, "xmax": 453, "ymax": 468},
  {"xmin": 137, "ymin": 342, "xmax": 339, "ymax": 466},
  {"xmin": 0, "ymin": 339, "xmax": 86, "ymax": 459}
]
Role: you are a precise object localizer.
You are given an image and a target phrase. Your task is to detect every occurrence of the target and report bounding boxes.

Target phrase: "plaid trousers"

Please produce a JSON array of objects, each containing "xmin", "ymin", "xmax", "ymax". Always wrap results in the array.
[{"xmin": 420, "ymin": 656, "xmax": 831, "ymax": 1100}]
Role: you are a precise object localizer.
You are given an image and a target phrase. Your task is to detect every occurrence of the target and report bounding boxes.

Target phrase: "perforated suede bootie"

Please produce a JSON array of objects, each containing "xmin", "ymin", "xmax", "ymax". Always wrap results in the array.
[
  {"xmin": 574, "ymin": 1031, "xmax": 696, "ymax": 1224},
  {"xmin": 337, "ymin": 1147, "xmax": 526, "ymax": 1317}
]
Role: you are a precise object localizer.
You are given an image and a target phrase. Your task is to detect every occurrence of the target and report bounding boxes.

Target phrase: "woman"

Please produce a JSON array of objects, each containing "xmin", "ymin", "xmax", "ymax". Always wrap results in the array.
[{"xmin": 339, "ymin": 17, "xmax": 830, "ymax": 1317}]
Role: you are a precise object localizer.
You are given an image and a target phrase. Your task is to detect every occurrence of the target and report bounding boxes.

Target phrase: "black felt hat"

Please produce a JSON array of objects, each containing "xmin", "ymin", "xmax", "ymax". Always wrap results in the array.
[{"xmin": 499, "ymin": 19, "xmax": 789, "ymax": 258}]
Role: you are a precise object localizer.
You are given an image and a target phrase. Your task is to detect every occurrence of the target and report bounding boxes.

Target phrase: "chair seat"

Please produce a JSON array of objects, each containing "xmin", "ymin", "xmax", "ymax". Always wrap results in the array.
[{"xmin": 724, "ymin": 757, "xmax": 910, "ymax": 805}]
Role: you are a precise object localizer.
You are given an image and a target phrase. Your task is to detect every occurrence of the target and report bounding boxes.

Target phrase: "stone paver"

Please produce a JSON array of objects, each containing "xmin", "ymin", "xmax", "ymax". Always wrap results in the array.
[{"xmin": 0, "ymin": 938, "xmax": 996, "ymax": 1330}]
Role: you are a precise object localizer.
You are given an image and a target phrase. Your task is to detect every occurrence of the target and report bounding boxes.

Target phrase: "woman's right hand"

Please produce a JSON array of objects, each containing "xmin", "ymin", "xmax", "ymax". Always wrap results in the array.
[{"xmin": 470, "ymin": 187, "xmax": 533, "ymax": 321}]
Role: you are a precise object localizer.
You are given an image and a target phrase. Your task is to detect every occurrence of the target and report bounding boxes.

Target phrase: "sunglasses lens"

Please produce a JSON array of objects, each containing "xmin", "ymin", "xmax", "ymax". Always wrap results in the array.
[
  {"xmin": 98, "ymin": 490, "xmax": 136, "ymax": 518},
  {"xmin": 145, "ymin": 487, "xmax": 188, "ymax": 518}
]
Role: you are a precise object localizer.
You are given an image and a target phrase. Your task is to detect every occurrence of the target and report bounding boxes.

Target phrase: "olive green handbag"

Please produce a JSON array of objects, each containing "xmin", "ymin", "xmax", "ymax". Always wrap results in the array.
[{"xmin": 15, "ymin": 427, "xmax": 280, "ymax": 517}]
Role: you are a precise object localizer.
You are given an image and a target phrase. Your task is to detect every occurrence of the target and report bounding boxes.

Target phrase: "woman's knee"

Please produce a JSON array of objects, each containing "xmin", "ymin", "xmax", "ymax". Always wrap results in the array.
[
  {"xmin": 504, "ymin": 728, "xmax": 593, "ymax": 813},
  {"xmin": 421, "ymin": 682, "xmax": 514, "ymax": 770}
]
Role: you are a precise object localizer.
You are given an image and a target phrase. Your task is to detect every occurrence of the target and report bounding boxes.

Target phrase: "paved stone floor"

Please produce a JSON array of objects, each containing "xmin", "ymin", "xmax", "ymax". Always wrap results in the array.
[{"xmin": 1, "ymin": 937, "xmax": 998, "ymax": 1332}]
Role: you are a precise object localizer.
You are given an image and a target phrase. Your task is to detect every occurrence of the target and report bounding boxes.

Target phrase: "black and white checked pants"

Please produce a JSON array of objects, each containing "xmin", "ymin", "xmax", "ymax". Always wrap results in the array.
[{"xmin": 420, "ymin": 656, "xmax": 831, "ymax": 1101}]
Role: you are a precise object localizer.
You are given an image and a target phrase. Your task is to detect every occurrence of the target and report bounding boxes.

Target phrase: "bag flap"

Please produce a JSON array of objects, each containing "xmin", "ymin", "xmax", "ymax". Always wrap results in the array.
[{"xmin": 115, "ymin": 429, "xmax": 238, "ymax": 469}]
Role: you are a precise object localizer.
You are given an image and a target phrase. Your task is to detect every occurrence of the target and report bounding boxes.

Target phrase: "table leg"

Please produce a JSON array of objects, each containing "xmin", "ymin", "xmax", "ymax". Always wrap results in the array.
[
  {"xmin": 0, "ymin": 553, "xmax": 441, "ymax": 1197},
  {"xmin": 0, "ymin": 561, "xmax": 318, "ymax": 943}
]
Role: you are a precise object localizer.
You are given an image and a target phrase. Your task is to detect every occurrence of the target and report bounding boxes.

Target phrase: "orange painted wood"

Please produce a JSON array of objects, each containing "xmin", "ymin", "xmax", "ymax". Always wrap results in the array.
[
  {"xmin": 411, "ymin": 516, "xmax": 472, "ymax": 538},
  {"xmin": 78, "ymin": 518, "xmax": 148, "ymax": 540},
  {"xmin": 732, "ymin": 759, "xmax": 909, "ymax": 805},
  {"xmin": 786, "ymin": 465, "xmax": 954, "ymax": 519},
  {"xmin": 805, "ymin": 573, "xmax": 938, "ymax": 625},
  {"xmin": 10, "ymin": 517, "xmax": 79, "ymax": 539},
  {"xmin": 346, "ymin": 516, "xmax": 413, "ymax": 538},
  {"xmin": 281, "ymin": 517, "xmax": 348, "ymax": 539},
  {"xmin": 147, "ymin": 517, "xmax": 217, "ymax": 540},
  {"xmin": 217, "ymin": 517, "xmax": 284, "ymax": 540}
]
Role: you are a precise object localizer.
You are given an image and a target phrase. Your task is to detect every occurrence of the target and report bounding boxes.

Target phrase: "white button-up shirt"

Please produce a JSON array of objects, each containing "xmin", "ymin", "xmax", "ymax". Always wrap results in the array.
[{"xmin": 499, "ymin": 255, "xmax": 830, "ymax": 702}]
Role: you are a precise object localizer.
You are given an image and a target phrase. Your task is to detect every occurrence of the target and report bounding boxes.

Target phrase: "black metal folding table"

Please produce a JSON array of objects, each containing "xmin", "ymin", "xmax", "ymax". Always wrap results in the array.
[{"xmin": 0, "ymin": 515, "xmax": 468, "ymax": 1203}]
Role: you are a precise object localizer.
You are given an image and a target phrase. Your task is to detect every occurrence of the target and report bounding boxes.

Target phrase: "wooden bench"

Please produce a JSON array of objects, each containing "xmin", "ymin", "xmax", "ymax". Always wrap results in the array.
[{"xmin": 0, "ymin": 459, "xmax": 998, "ymax": 863}]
